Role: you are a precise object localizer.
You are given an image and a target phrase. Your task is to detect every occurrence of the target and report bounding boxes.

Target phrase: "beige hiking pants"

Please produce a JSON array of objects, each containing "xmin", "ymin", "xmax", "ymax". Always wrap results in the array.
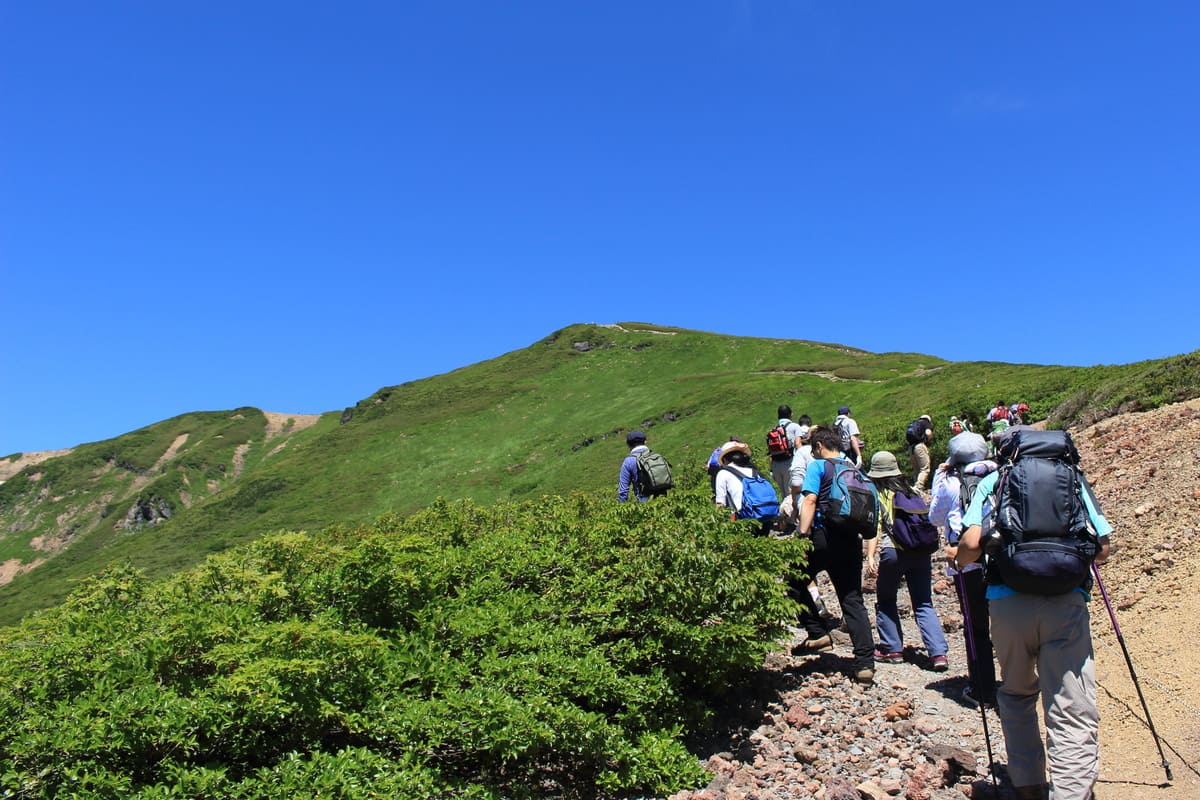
[{"xmin": 990, "ymin": 591, "xmax": 1099, "ymax": 800}]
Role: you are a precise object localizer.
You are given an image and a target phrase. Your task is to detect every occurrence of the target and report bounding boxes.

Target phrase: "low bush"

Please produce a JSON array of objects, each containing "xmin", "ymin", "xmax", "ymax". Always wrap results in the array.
[{"xmin": 0, "ymin": 487, "xmax": 804, "ymax": 798}]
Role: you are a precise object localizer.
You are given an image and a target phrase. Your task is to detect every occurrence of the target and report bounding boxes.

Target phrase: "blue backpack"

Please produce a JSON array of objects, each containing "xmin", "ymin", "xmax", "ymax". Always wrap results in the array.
[
  {"xmin": 817, "ymin": 458, "xmax": 879, "ymax": 539},
  {"xmin": 722, "ymin": 466, "xmax": 780, "ymax": 521}
]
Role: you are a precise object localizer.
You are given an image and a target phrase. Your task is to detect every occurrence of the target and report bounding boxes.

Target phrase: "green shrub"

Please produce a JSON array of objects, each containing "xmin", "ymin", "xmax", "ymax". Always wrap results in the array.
[{"xmin": 0, "ymin": 486, "xmax": 801, "ymax": 797}]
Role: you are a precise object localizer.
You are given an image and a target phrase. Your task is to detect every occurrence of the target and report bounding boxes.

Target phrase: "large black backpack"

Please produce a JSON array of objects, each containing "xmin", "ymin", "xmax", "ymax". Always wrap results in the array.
[{"xmin": 987, "ymin": 429, "xmax": 1100, "ymax": 594}]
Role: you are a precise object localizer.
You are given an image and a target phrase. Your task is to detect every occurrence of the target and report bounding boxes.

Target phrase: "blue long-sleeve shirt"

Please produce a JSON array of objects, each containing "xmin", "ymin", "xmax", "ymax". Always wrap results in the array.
[{"xmin": 618, "ymin": 445, "xmax": 649, "ymax": 502}]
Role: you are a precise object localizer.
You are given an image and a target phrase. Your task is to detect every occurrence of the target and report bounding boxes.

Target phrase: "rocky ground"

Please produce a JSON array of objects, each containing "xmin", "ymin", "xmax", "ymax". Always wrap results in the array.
[{"xmin": 669, "ymin": 400, "xmax": 1200, "ymax": 800}]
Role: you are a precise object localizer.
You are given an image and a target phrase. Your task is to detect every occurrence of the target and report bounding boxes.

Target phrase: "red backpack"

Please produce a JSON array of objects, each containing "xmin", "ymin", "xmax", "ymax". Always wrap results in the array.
[{"xmin": 765, "ymin": 425, "xmax": 794, "ymax": 461}]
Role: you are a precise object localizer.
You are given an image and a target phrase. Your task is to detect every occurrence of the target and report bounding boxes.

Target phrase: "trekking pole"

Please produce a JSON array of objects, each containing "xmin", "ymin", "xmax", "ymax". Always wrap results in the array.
[
  {"xmin": 1091, "ymin": 563, "xmax": 1173, "ymax": 782},
  {"xmin": 954, "ymin": 568, "xmax": 998, "ymax": 789}
]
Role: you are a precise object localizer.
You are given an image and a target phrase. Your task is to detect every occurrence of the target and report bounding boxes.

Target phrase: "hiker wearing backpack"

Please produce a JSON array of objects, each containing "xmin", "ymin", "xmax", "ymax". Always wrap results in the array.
[
  {"xmin": 792, "ymin": 425, "xmax": 877, "ymax": 685},
  {"xmin": 767, "ymin": 405, "xmax": 805, "ymax": 500},
  {"xmin": 833, "ymin": 406, "xmax": 863, "ymax": 468},
  {"xmin": 714, "ymin": 440, "xmax": 779, "ymax": 535},
  {"xmin": 954, "ymin": 428, "xmax": 1113, "ymax": 800},
  {"xmin": 864, "ymin": 451, "xmax": 949, "ymax": 672},
  {"xmin": 707, "ymin": 435, "xmax": 745, "ymax": 500},
  {"xmin": 617, "ymin": 431, "xmax": 673, "ymax": 502},
  {"xmin": 905, "ymin": 414, "xmax": 935, "ymax": 493},
  {"xmin": 930, "ymin": 431, "xmax": 999, "ymax": 707}
]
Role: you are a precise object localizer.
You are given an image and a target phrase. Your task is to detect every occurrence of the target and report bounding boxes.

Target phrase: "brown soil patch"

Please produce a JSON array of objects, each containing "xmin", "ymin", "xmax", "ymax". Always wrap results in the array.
[
  {"xmin": 262, "ymin": 412, "xmax": 321, "ymax": 440},
  {"xmin": 0, "ymin": 450, "xmax": 72, "ymax": 483}
]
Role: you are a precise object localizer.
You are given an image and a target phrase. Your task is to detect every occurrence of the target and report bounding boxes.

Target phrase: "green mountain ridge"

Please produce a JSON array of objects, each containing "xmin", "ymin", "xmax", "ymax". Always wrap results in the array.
[{"xmin": 2, "ymin": 321, "xmax": 1198, "ymax": 625}]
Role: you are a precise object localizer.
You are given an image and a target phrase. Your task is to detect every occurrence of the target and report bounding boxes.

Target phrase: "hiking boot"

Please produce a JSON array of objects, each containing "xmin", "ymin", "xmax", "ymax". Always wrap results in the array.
[
  {"xmin": 931, "ymin": 655, "xmax": 949, "ymax": 672},
  {"xmin": 874, "ymin": 648, "xmax": 903, "ymax": 664},
  {"xmin": 795, "ymin": 634, "xmax": 833, "ymax": 653},
  {"xmin": 852, "ymin": 667, "xmax": 875, "ymax": 685}
]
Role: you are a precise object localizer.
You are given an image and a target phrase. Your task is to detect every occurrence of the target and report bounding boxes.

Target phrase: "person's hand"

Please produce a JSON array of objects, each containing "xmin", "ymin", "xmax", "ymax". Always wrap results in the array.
[
  {"xmin": 865, "ymin": 556, "xmax": 879, "ymax": 578},
  {"xmin": 944, "ymin": 544, "xmax": 958, "ymax": 566},
  {"xmin": 1094, "ymin": 537, "xmax": 1112, "ymax": 565}
]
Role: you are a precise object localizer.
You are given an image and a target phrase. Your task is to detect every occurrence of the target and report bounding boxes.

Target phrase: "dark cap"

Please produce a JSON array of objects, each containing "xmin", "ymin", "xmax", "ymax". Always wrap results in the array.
[
  {"xmin": 626, "ymin": 430, "xmax": 646, "ymax": 445},
  {"xmin": 838, "ymin": 406, "xmax": 851, "ymax": 415}
]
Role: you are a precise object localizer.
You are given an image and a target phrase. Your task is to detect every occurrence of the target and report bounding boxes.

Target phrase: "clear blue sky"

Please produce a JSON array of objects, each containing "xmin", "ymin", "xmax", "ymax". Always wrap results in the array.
[{"xmin": 2, "ymin": 2, "xmax": 1197, "ymax": 455}]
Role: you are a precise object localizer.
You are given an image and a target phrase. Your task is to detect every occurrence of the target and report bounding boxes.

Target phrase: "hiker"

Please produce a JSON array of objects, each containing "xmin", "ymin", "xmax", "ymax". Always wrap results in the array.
[
  {"xmin": 707, "ymin": 435, "xmax": 744, "ymax": 500},
  {"xmin": 986, "ymin": 401, "xmax": 1010, "ymax": 427},
  {"xmin": 949, "ymin": 416, "xmax": 967, "ymax": 436},
  {"xmin": 786, "ymin": 417, "xmax": 815, "ymax": 526},
  {"xmin": 906, "ymin": 414, "xmax": 935, "ymax": 493},
  {"xmin": 930, "ymin": 431, "xmax": 999, "ymax": 707},
  {"xmin": 777, "ymin": 489, "xmax": 833, "ymax": 619},
  {"xmin": 792, "ymin": 425, "xmax": 876, "ymax": 685},
  {"xmin": 714, "ymin": 440, "xmax": 778, "ymax": 535},
  {"xmin": 617, "ymin": 430, "xmax": 672, "ymax": 502},
  {"xmin": 833, "ymin": 406, "xmax": 864, "ymax": 468},
  {"xmin": 954, "ymin": 428, "xmax": 1113, "ymax": 800},
  {"xmin": 1009, "ymin": 402, "xmax": 1031, "ymax": 425},
  {"xmin": 864, "ymin": 451, "xmax": 949, "ymax": 672},
  {"xmin": 767, "ymin": 405, "xmax": 805, "ymax": 500}
]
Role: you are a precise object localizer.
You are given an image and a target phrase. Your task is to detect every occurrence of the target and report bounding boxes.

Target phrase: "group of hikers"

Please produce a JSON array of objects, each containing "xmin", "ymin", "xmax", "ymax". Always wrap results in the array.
[{"xmin": 617, "ymin": 401, "xmax": 1112, "ymax": 800}]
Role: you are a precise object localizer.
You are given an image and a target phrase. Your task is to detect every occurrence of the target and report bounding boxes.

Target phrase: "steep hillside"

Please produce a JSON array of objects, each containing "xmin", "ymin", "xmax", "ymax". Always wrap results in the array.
[{"xmin": 1, "ymin": 322, "xmax": 1198, "ymax": 625}]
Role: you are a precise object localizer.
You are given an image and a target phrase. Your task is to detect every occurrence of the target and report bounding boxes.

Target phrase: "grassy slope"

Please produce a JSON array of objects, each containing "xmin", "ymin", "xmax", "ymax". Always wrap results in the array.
[{"xmin": 1, "ymin": 322, "xmax": 1197, "ymax": 625}]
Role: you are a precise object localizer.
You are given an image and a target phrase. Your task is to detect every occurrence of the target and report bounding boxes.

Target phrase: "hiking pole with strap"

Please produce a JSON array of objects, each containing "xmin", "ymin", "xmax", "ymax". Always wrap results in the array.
[
  {"xmin": 1091, "ymin": 562, "xmax": 1173, "ymax": 782},
  {"xmin": 954, "ymin": 568, "xmax": 998, "ymax": 789}
]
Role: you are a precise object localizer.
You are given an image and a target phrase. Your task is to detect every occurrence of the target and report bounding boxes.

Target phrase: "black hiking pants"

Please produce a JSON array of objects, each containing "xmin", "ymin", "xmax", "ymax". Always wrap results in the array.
[
  {"xmin": 955, "ymin": 567, "xmax": 997, "ymax": 703},
  {"xmin": 791, "ymin": 532, "xmax": 875, "ymax": 671}
]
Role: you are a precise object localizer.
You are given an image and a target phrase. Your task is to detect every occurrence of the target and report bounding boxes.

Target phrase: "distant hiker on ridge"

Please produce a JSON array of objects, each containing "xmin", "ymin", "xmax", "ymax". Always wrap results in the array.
[
  {"xmin": 617, "ymin": 431, "xmax": 673, "ymax": 502},
  {"xmin": 833, "ymin": 406, "xmax": 863, "ymax": 468},
  {"xmin": 905, "ymin": 414, "xmax": 935, "ymax": 493},
  {"xmin": 767, "ymin": 405, "xmax": 804, "ymax": 500}
]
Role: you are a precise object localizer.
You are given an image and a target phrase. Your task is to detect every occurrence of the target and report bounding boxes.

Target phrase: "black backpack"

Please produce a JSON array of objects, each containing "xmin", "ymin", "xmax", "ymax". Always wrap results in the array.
[
  {"xmin": 953, "ymin": 470, "xmax": 987, "ymax": 544},
  {"xmin": 905, "ymin": 419, "xmax": 927, "ymax": 446},
  {"xmin": 986, "ymin": 429, "xmax": 1100, "ymax": 594}
]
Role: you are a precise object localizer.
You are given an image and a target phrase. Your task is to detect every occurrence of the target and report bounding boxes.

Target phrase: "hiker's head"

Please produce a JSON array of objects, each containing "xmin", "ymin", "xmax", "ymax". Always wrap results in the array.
[
  {"xmin": 718, "ymin": 440, "xmax": 752, "ymax": 466},
  {"xmin": 949, "ymin": 431, "xmax": 988, "ymax": 466},
  {"xmin": 866, "ymin": 451, "xmax": 903, "ymax": 479},
  {"xmin": 838, "ymin": 405, "xmax": 851, "ymax": 417},
  {"xmin": 809, "ymin": 425, "xmax": 842, "ymax": 457},
  {"xmin": 778, "ymin": 404, "xmax": 792, "ymax": 420},
  {"xmin": 798, "ymin": 414, "xmax": 811, "ymax": 426},
  {"xmin": 626, "ymin": 430, "xmax": 646, "ymax": 448},
  {"xmin": 949, "ymin": 417, "xmax": 964, "ymax": 435}
]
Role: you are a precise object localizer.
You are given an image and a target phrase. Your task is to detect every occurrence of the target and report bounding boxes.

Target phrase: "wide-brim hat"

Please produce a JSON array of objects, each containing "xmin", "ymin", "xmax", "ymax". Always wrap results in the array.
[
  {"xmin": 718, "ymin": 440, "xmax": 752, "ymax": 464},
  {"xmin": 866, "ymin": 451, "xmax": 902, "ymax": 478}
]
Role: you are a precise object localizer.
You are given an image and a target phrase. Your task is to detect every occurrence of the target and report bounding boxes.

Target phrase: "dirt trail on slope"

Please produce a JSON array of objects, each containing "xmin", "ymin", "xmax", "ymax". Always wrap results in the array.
[{"xmin": 670, "ymin": 399, "xmax": 1200, "ymax": 800}]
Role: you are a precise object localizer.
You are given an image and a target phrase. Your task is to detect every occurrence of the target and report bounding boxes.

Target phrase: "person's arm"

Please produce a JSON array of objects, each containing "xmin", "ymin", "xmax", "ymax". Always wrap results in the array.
[
  {"xmin": 865, "ymin": 529, "xmax": 879, "ymax": 576},
  {"xmin": 714, "ymin": 470, "xmax": 730, "ymax": 508},
  {"xmin": 798, "ymin": 492, "xmax": 818, "ymax": 535},
  {"xmin": 617, "ymin": 458, "xmax": 633, "ymax": 502}
]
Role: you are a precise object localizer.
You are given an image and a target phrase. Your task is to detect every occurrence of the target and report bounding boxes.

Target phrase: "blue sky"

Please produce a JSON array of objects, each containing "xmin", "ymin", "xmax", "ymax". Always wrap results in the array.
[{"xmin": 2, "ymin": 2, "xmax": 1198, "ymax": 455}]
